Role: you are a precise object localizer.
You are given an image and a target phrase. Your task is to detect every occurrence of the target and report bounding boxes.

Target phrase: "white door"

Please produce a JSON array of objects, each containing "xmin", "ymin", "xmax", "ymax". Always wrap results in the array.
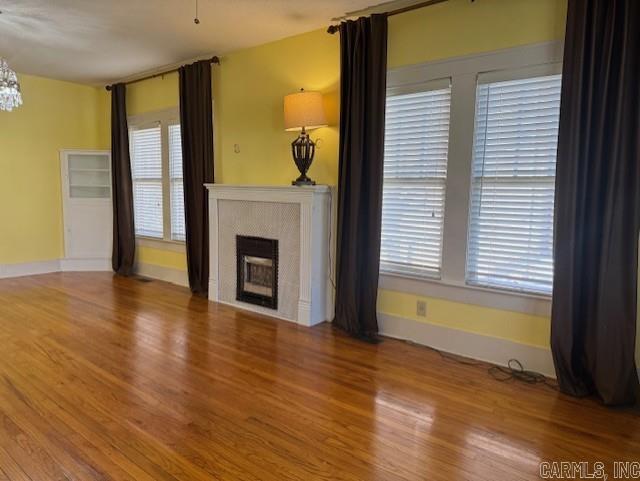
[{"xmin": 61, "ymin": 150, "xmax": 113, "ymax": 262}]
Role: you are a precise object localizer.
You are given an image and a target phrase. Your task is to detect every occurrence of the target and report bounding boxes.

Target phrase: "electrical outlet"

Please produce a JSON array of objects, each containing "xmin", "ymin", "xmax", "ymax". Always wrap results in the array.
[{"xmin": 416, "ymin": 300, "xmax": 427, "ymax": 317}]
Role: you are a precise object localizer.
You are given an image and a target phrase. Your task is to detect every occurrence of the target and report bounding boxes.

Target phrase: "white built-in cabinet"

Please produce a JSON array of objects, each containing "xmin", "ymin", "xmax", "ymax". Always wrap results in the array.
[{"xmin": 60, "ymin": 150, "xmax": 112, "ymax": 270}]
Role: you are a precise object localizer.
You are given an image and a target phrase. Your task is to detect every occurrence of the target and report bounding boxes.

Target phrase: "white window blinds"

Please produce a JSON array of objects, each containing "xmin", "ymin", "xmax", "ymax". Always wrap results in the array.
[
  {"xmin": 467, "ymin": 73, "xmax": 562, "ymax": 295},
  {"xmin": 168, "ymin": 124, "xmax": 186, "ymax": 241},
  {"xmin": 131, "ymin": 126, "xmax": 163, "ymax": 238},
  {"xmin": 381, "ymin": 81, "xmax": 452, "ymax": 278}
]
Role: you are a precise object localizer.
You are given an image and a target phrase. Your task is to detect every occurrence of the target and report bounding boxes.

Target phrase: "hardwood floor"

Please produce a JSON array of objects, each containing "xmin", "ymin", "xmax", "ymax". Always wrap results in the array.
[{"xmin": 0, "ymin": 273, "xmax": 637, "ymax": 480}]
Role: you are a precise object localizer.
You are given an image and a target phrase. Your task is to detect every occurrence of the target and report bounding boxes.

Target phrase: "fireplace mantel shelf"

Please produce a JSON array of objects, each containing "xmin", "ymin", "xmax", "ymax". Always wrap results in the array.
[
  {"xmin": 206, "ymin": 183, "xmax": 334, "ymax": 327},
  {"xmin": 205, "ymin": 184, "xmax": 330, "ymax": 192},
  {"xmin": 205, "ymin": 184, "xmax": 330, "ymax": 203}
]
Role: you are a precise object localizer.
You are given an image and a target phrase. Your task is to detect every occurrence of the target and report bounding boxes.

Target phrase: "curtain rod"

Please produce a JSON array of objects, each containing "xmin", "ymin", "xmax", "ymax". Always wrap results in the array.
[
  {"xmin": 105, "ymin": 56, "xmax": 220, "ymax": 91},
  {"xmin": 327, "ymin": 0, "xmax": 448, "ymax": 33}
]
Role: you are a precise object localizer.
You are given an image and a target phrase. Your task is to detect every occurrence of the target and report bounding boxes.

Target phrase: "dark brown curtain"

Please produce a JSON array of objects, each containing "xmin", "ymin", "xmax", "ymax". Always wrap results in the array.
[
  {"xmin": 179, "ymin": 60, "xmax": 214, "ymax": 296},
  {"xmin": 551, "ymin": 0, "xmax": 640, "ymax": 406},
  {"xmin": 110, "ymin": 83, "xmax": 135, "ymax": 276},
  {"xmin": 333, "ymin": 15, "xmax": 388, "ymax": 339}
]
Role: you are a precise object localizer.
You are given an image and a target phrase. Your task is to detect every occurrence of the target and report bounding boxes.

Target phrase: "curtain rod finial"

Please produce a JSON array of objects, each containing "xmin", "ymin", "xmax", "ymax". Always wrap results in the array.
[{"xmin": 327, "ymin": 25, "xmax": 339, "ymax": 34}]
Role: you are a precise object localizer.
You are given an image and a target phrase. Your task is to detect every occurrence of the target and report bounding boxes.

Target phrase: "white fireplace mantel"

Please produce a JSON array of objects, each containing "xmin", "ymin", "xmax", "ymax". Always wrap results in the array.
[{"xmin": 205, "ymin": 184, "xmax": 333, "ymax": 327}]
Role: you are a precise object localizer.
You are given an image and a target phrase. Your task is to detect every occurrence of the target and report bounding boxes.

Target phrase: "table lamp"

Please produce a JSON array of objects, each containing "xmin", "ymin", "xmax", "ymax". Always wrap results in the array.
[{"xmin": 284, "ymin": 88, "xmax": 328, "ymax": 185}]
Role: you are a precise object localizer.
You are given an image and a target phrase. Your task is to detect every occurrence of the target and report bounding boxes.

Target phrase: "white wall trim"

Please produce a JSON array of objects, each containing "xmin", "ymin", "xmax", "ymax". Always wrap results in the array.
[
  {"xmin": 128, "ymin": 107, "xmax": 179, "ymax": 128},
  {"xmin": 0, "ymin": 260, "xmax": 61, "ymax": 279},
  {"xmin": 378, "ymin": 312, "xmax": 555, "ymax": 378},
  {"xmin": 60, "ymin": 258, "xmax": 111, "ymax": 272},
  {"xmin": 387, "ymin": 41, "xmax": 563, "ymax": 87},
  {"xmin": 0, "ymin": 258, "xmax": 114, "ymax": 279},
  {"xmin": 0, "ymin": 259, "xmax": 188, "ymax": 289},
  {"xmin": 134, "ymin": 262, "xmax": 189, "ymax": 287}
]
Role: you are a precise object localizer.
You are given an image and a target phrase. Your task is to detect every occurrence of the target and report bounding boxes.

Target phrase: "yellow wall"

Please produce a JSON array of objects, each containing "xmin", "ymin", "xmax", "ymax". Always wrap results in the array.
[
  {"xmin": 378, "ymin": 290, "xmax": 551, "ymax": 348},
  {"xmin": 7, "ymin": 0, "xmax": 565, "ymax": 348},
  {"xmin": 119, "ymin": 0, "xmax": 564, "ymax": 348},
  {"xmin": 387, "ymin": 0, "xmax": 567, "ymax": 68},
  {"xmin": 0, "ymin": 74, "xmax": 106, "ymax": 264},
  {"xmin": 214, "ymin": 29, "xmax": 340, "ymax": 186},
  {"xmin": 123, "ymin": 30, "xmax": 340, "ymax": 187},
  {"xmin": 123, "ymin": 28, "xmax": 340, "ymax": 270},
  {"xmin": 136, "ymin": 245, "xmax": 187, "ymax": 271}
]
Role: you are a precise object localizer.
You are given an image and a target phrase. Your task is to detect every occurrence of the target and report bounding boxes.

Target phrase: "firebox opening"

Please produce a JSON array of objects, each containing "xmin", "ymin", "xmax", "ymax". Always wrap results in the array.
[{"xmin": 236, "ymin": 236, "xmax": 278, "ymax": 310}]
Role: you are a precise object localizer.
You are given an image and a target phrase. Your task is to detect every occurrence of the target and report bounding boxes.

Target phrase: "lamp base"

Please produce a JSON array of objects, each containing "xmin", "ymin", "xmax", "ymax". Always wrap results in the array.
[
  {"xmin": 291, "ymin": 128, "xmax": 316, "ymax": 186},
  {"xmin": 292, "ymin": 176, "xmax": 316, "ymax": 186}
]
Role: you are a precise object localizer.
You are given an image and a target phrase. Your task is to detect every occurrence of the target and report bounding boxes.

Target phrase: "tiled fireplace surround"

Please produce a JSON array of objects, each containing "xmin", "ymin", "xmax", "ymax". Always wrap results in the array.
[{"xmin": 205, "ymin": 185, "xmax": 333, "ymax": 326}]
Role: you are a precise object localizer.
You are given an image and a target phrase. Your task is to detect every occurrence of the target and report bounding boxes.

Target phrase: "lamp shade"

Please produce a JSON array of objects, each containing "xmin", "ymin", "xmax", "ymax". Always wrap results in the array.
[{"xmin": 284, "ymin": 90, "xmax": 327, "ymax": 131}]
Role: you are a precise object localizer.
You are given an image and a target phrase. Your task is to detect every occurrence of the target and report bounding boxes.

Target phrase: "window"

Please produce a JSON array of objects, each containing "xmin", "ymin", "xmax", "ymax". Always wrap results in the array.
[
  {"xmin": 131, "ymin": 126, "xmax": 163, "ymax": 238},
  {"xmin": 168, "ymin": 124, "xmax": 186, "ymax": 241},
  {"xmin": 466, "ymin": 73, "xmax": 562, "ymax": 295},
  {"xmin": 381, "ymin": 80, "xmax": 452, "ymax": 279},
  {"xmin": 381, "ymin": 43, "xmax": 563, "ymax": 307},
  {"xmin": 129, "ymin": 112, "xmax": 185, "ymax": 242}
]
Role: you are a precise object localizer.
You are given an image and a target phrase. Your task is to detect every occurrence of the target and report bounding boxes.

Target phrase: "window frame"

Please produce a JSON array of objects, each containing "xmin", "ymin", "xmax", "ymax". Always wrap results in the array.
[
  {"xmin": 382, "ymin": 41, "xmax": 563, "ymax": 315},
  {"xmin": 128, "ymin": 107, "xmax": 185, "ymax": 247}
]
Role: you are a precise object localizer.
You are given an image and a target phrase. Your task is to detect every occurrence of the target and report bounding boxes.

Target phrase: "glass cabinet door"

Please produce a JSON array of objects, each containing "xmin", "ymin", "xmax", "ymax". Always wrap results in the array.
[{"xmin": 67, "ymin": 153, "xmax": 111, "ymax": 199}]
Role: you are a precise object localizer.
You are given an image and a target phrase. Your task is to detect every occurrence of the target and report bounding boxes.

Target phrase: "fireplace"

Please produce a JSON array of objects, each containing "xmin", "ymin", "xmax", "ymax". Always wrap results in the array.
[
  {"xmin": 207, "ymin": 184, "xmax": 331, "ymax": 326},
  {"xmin": 236, "ymin": 235, "xmax": 278, "ymax": 309}
]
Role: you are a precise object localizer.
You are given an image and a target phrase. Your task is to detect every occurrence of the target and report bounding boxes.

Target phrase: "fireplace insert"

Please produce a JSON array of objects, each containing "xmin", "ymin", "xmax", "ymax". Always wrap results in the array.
[{"xmin": 236, "ymin": 235, "xmax": 278, "ymax": 309}]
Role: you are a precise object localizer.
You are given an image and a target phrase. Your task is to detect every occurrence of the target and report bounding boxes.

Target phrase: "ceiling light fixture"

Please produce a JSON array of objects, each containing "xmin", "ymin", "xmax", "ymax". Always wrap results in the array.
[{"xmin": 0, "ymin": 58, "xmax": 22, "ymax": 112}]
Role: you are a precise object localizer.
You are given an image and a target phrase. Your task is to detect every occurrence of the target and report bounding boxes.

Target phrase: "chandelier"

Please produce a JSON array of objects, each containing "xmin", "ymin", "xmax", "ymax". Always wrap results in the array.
[{"xmin": 0, "ymin": 58, "xmax": 23, "ymax": 112}]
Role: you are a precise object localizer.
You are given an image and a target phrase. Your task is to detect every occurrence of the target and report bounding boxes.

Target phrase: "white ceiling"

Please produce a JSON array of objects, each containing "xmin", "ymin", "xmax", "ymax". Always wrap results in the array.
[{"xmin": 0, "ymin": 0, "xmax": 381, "ymax": 85}]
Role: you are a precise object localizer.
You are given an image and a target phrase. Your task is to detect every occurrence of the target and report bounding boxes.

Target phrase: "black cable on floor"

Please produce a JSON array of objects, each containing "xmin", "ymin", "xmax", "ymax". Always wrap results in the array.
[
  {"xmin": 399, "ymin": 338, "xmax": 559, "ymax": 391},
  {"xmin": 436, "ymin": 349, "xmax": 483, "ymax": 366},
  {"xmin": 488, "ymin": 358, "xmax": 559, "ymax": 391}
]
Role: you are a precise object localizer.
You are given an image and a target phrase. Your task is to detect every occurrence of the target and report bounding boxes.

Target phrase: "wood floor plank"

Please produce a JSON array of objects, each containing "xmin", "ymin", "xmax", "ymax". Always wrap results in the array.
[
  {"xmin": 0, "ymin": 445, "xmax": 33, "ymax": 481},
  {"xmin": 0, "ymin": 272, "xmax": 638, "ymax": 480}
]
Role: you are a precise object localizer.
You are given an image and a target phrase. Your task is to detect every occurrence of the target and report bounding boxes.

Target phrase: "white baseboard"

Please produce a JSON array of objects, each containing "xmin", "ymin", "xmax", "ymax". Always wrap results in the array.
[
  {"xmin": 378, "ymin": 312, "xmax": 556, "ymax": 378},
  {"xmin": 0, "ymin": 259, "xmax": 188, "ymax": 291},
  {"xmin": 0, "ymin": 258, "xmax": 111, "ymax": 279},
  {"xmin": 134, "ymin": 263, "xmax": 189, "ymax": 287},
  {"xmin": 60, "ymin": 257, "xmax": 111, "ymax": 272},
  {"xmin": 0, "ymin": 260, "xmax": 61, "ymax": 279}
]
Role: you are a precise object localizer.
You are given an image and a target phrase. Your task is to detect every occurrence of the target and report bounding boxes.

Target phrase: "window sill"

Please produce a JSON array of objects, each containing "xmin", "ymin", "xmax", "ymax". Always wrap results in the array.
[
  {"xmin": 379, "ymin": 271, "xmax": 551, "ymax": 317},
  {"xmin": 136, "ymin": 236, "xmax": 186, "ymax": 253}
]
